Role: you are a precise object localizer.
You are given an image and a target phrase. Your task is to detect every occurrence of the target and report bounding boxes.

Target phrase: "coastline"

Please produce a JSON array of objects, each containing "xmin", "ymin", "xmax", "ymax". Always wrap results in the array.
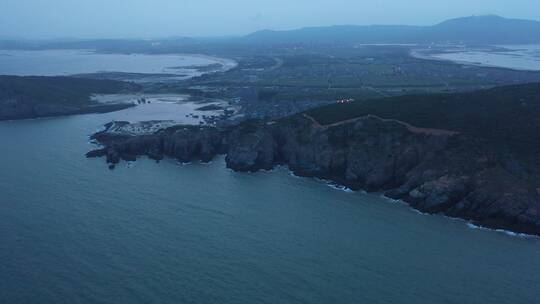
[
  {"xmin": 410, "ymin": 49, "xmax": 540, "ymax": 72},
  {"xmin": 0, "ymin": 102, "xmax": 135, "ymax": 122},
  {"xmin": 283, "ymin": 163, "xmax": 540, "ymax": 239},
  {"xmin": 86, "ymin": 114, "xmax": 540, "ymax": 237},
  {"xmin": 253, "ymin": 164, "xmax": 540, "ymax": 239},
  {"xmin": 0, "ymin": 49, "xmax": 238, "ymax": 77},
  {"xmin": 101, "ymin": 153, "xmax": 540, "ymax": 239},
  {"xmin": 178, "ymin": 53, "xmax": 238, "ymax": 72},
  {"xmin": 0, "ymin": 51, "xmax": 237, "ymax": 121},
  {"xmin": 89, "ymin": 49, "xmax": 239, "ymax": 74}
]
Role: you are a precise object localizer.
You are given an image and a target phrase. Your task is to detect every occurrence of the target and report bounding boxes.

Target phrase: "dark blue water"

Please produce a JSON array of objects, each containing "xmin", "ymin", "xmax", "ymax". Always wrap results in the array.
[
  {"xmin": 1, "ymin": 110, "xmax": 539, "ymax": 304},
  {"xmin": 414, "ymin": 45, "xmax": 540, "ymax": 71},
  {"xmin": 0, "ymin": 49, "xmax": 236, "ymax": 77}
]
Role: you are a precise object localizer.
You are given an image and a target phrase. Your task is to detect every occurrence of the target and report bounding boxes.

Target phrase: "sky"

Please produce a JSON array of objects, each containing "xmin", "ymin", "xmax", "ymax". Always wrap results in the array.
[{"xmin": 1, "ymin": 0, "xmax": 539, "ymax": 39}]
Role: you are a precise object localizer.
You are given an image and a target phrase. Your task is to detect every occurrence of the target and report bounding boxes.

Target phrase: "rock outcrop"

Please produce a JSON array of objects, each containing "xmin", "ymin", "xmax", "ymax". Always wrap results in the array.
[{"xmin": 87, "ymin": 115, "xmax": 540, "ymax": 236}]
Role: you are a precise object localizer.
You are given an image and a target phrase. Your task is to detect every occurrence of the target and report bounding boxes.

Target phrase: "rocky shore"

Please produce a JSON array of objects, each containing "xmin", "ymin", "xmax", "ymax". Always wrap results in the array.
[{"xmin": 87, "ymin": 115, "xmax": 540, "ymax": 236}]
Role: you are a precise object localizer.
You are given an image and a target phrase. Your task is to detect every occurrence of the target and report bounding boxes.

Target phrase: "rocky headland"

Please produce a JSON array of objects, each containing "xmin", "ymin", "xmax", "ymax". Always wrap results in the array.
[{"xmin": 87, "ymin": 114, "xmax": 540, "ymax": 236}]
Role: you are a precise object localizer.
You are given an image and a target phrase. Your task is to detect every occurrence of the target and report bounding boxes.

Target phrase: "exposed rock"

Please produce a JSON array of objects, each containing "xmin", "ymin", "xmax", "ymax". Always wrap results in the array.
[
  {"xmin": 88, "ymin": 122, "xmax": 227, "ymax": 165},
  {"xmin": 87, "ymin": 115, "xmax": 540, "ymax": 236}
]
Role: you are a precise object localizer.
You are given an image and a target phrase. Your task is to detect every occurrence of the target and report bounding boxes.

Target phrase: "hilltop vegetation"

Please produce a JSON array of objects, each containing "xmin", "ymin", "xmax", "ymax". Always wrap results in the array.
[
  {"xmin": 307, "ymin": 83, "xmax": 540, "ymax": 152},
  {"xmin": 0, "ymin": 76, "xmax": 139, "ymax": 120},
  {"xmin": 0, "ymin": 76, "xmax": 137, "ymax": 105},
  {"xmin": 185, "ymin": 45, "xmax": 540, "ymax": 120},
  {"xmin": 88, "ymin": 82, "xmax": 540, "ymax": 235}
]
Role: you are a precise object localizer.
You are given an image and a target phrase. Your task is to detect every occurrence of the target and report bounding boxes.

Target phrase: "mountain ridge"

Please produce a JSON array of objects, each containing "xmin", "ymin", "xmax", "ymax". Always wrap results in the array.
[{"xmin": 243, "ymin": 15, "xmax": 540, "ymax": 44}]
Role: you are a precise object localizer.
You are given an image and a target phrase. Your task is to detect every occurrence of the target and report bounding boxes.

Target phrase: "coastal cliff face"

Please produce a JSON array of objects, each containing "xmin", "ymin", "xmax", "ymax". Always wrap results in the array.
[
  {"xmin": 88, "ymin": 115, "xmax": 540, "ymax": 236},
  {"xmin": 88, "ymin": 122, "xmax": 227, "ymax": 164}
]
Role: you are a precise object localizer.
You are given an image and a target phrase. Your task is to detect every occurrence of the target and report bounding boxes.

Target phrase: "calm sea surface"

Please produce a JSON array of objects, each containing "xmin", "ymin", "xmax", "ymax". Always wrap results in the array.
[
  {"xmin": 0, "ymin": 104, "xmax": 539, "ymax": 304},
  {"xmin": 420, "ymin": 45, "xmax": 540, "ymax": 71},
  {"xmin": 1, "ymin": 49, "xmax": 539, "ymax": 304},
  {"xmin": 0, "ymin": 49, "xmax": 236, "ymax": 78}
]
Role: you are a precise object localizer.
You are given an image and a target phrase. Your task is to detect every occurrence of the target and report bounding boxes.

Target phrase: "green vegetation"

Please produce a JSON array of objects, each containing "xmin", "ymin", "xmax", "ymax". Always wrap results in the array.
[
  {"xmin": 257, "ymin": 88, "xmax": 383, "ymax": 102},
  {"xmin": 307, "ymin": 83, "xmax": 540, "ymax": 151},
  {"xmin": 188, "ymin": 46, "xmax": 540, "ymax": 103},
  {"xmin": 244, "ymin": 15, "xmax": 540, "ymax": 45},
  {"xmin": 0, "ymin": 75, "xmax": 138, "ymax": 105}
]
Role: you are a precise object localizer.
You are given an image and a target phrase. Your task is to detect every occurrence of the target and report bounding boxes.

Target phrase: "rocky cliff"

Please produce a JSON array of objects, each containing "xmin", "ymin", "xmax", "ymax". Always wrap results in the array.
[{"xmin": 87, "ymin": 115, "xmax": 540, "ymax": 236}]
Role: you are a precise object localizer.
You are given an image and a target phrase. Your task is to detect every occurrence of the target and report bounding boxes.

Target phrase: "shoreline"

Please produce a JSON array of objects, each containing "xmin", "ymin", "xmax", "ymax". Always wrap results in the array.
[
  {"xmin": 0, "ymin": 49, "xmax": 238, "ymax": 77},
  {"xmin": 86, "ymin": 111, "xmax": 540, "ymax": 237},
  {"xmin": 0, "ymin": 50, "xmax": 238, "ymax": 122},
  {"xmin": 377, "ymin": 194, "xmax": 539, "ymax": 239},
  {"xmin": 104, "ymin": 154, "xmax": 540, "ymax": 240},
  {"xmin": 253, "ymin": 163, "xmax": 540, "ymax": 239},
  {"xmin": 177, "ymin": 53, "xmax": 238, "ymax": 72},
  {"xmin": 410, "ymin": 49, "xmax": 540, "ymax": 72},
  {"xmin": 0, "ymin": 102, "xmax": 135, "ymax": 122},
  {"xmin": 283, "ymin": 164, "xmax": 540, "ymax": 239},
  {"xmin": 88, "ymin": 49, "xmax": 238, "ymax": 73}
]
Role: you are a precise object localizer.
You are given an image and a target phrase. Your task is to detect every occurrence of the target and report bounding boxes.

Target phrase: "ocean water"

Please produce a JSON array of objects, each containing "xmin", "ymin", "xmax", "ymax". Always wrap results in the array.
[
  {"xmin": 416, "ymin": 45, "xmax": 540, "ymax": 71},
  {"xmin": 90, "ymin": 94, "xmax": 226, "ymax": 124},
  {"xmin": 0, "ymin": 49, "xmax": 236, "ymax": 78},
  {"xmin": 1, "ymin": 106, "xmax": 539, "ymax": 303}
]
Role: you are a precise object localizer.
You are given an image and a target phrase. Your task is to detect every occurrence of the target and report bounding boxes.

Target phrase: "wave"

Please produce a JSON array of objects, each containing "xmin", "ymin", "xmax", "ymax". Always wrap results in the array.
[
  {"xmin": 325, "ymin": 183, "xmax": 354, "ymax": 193},
  {"xmin": 379, "ymin": 194, "xmax": 538, "ymax": 238},
  {"xmin": 466, "ymin": 223, "xmax": 538, "ymax": 239}
]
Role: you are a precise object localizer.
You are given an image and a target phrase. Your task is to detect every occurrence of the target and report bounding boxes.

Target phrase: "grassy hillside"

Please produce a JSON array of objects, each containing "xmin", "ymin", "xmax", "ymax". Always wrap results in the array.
[{"xmin": 306, "ymin": 83, "xmax": 540, "ymax": 151}]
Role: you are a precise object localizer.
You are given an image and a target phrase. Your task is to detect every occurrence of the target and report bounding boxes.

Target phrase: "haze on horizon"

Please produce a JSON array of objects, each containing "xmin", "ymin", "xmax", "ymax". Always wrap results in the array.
[{"xmin": 1, "ymin": 0, "xmax": 539, "ymax": 39}]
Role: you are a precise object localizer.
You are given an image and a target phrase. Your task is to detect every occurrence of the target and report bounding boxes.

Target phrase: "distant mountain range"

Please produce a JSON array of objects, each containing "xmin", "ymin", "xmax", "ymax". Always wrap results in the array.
[
  {"xmin": 243, "ymin": 15, "xmax": 540, "ymax": 45},
  {"xmin": 1, "ymin": 15, "xmax": 539, "ymax": 50}
]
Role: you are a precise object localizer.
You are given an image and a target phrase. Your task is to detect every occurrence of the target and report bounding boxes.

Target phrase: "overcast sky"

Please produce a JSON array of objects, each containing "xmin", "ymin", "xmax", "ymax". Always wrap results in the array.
[{"xmin": 1, "ymin": 0, "xmax": 539, "ymax": 39}]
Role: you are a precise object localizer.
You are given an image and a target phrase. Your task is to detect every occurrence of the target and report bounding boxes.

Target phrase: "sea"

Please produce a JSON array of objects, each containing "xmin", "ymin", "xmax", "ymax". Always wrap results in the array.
[
  {"xmin": 0, "ymin": 49, "xmax": 237, "ymax": 81},
  {"xmin": 0, "ymin": 50, "xmax": 539, "ymax": 304},
  {"xmin": 412, "ymin": 45, "xmax": 540, "ymax": 71}
]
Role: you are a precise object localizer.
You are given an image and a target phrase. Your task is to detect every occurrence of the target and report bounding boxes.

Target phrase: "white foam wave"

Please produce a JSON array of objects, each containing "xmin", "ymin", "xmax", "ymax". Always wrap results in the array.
[
  {"xmin": 466, "ymin": 223, "xmax": 537, "ymax": 239},
  {"xmin": 326, "ymin": 183, "xmax": 354, "ymax": 193}
]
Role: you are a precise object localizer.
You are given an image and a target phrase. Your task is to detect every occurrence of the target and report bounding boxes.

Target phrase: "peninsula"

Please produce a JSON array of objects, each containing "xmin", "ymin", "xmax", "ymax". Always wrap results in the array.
[
  {"xmin": 0, "ymin": 76, "xmax": 138, "ymax": 120},
  {"xmin": 88, "ymin": 83, "xmax": 540, "ymax": 236}
]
